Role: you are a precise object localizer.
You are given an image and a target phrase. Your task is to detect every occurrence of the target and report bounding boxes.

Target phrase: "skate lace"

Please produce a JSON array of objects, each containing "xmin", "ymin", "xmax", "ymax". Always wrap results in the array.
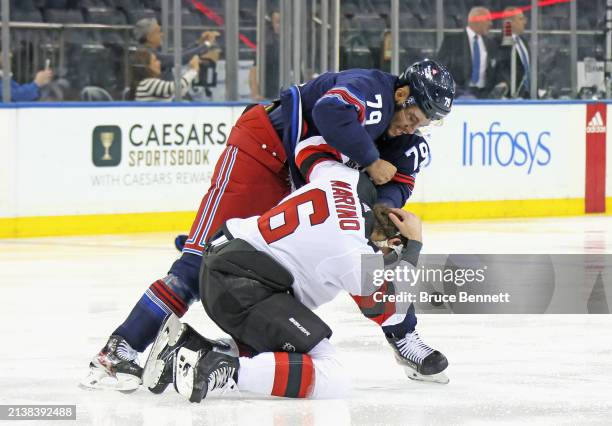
[
  {"xmin": 207, "ymin": 365, "xmax": 237, "ymax": 395},
  {"xmin": 114, "ymin": 339, "xmax": 138, "ymax": 362},
  {"xmin": 395, "ymin": 331, "xmax": 434, "ymax": 364}
]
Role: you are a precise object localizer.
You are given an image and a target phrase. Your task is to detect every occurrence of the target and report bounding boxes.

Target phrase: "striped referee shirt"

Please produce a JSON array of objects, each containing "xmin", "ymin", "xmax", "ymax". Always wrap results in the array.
[{"xmin": 135, "ymin": 69, "xmax": 198, "ymax": 102}]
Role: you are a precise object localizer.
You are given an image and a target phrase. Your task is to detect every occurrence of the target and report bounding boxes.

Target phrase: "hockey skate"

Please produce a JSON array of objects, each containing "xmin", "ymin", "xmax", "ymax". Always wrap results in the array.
[
  {"xmin": 142, "ymin": 314, "xmax": 235, "ymax": 395},
  {"xmin": 174, "ymin": 347, "xmax": 239, "ymax": 403},
  {"xmin": 80, "ymin": 335, "xmax": 143, "ymax": 392},
  {"xmin": 386, "ymin": 330, "xmax": 449, "ymax": 384}
]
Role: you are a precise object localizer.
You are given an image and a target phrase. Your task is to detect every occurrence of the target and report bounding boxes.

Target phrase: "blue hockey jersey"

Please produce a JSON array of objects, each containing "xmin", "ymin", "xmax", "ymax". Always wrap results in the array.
[
  {"xmin": 294, "ymin": 132, "xmax": 430, "ymax": 208},
  {"xmin": 375, "ymin": 133, "xmax": 430, "ymax": 206},
  {"xmin": 276, "ymin": 68, "xmax": 429, "ymax": 208},
  {"xmin": 279, "ymin": 70, "xmax": 396, "ymax": 175}
]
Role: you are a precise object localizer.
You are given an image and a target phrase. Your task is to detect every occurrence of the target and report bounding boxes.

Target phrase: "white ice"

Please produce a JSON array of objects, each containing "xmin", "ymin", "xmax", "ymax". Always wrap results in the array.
[{"xmin": 1, "ymin": 216, "xmax": 611, "ymax": 425}]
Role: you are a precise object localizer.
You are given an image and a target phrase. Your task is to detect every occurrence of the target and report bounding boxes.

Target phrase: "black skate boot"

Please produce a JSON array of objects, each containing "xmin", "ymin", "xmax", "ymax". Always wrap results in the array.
[
  {"xmin": 174, "ymin": 349, "xmax": 239, "ymax": 403},
  {"xmin": 80, "ymin": 335, "xmax": 143, "ymax": 392},
  {"xmin": 142, "ymin": 314, "xmax": 232, "ymax": 394},
  {"xmin": 386, "ymin": 330, "xmax": 449, "ymax": 384}
]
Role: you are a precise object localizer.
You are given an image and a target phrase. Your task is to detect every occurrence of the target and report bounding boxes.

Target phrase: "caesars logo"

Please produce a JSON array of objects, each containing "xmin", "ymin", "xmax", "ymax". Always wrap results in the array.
[
  {"xmin": 91, "ymin": 122, "xmax": 228, "ymax": 168},
  {"xmin": 92, "ymin": 125, "xmax": 122, "ymax": 167}
]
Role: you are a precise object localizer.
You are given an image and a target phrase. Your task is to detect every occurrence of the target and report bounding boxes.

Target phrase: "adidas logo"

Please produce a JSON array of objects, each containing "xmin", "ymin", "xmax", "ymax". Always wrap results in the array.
[{"xmin": 586, "ymin": 111, "xmax": 606, "ymax": 134}]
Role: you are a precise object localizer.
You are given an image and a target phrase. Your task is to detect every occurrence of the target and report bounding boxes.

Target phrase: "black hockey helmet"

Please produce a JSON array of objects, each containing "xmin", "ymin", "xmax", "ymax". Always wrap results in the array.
[{"xmin": 396, "ymin": 59, "xmax": 455, "ymax": 121}]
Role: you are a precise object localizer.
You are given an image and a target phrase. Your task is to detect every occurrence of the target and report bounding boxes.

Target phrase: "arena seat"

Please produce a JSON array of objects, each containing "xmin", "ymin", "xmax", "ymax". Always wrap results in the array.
[
  {"xmin": 80, "ymin": 0, "xmax": 111, "ymax": 8},
  {"xmin": 11, "ymin": 9, "xmax": 44, "ymax": 22},
  {"xmin": 43, "ymin": 8, "xmax": 83, "ymax": 24},
  {"xmin": 123, "ymin": 8, "xmax": 157, "ymax": 25},
  {"xmin": 11, "ymin": 0, "xmax": 38, "ymax": 12},
  {"xmin": 444, "ymin": 1, "xmax": 466, "ymax": 28},
  {"xmin": 43, "ymin": 0, "xmax": 69, "ymax": 9},
  {"xmin": 142, "ymin": 0, "xmax": 160, "ymax": 11},
  {"xmin": 352, "ymin": 14, "xmax": 386, "ymax": 50},
  {"xmin": 113, "ymin": 0, "xmax": 146, "ymax": 10},
  {"xmin": 578, "ymin": 34, "xmax": 605, "ymax": 61},
  {"xmin": 80, "ymin": 86, "xmax": 114, "ymax": 101},
  {"xmin": 370, "ymin": 0, "xmax": 390, "ymax": 18},
  {"xmin": 239, "ymin": 0, "xmax": 257, "ymax": 26},
  {"xmin": 84, "ymin": 8, "xmax": 128, "ymax": 44}
]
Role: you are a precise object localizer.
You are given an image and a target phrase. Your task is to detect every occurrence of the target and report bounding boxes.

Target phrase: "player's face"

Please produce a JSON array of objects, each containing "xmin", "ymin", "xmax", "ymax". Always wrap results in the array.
[
  {"xmin": 369, "ymin": 229, "xmax": 388, "ymax": 245},
  {"xmin": 369, "ymin": 230, "xmax": 402, "ymax": 253},
  {"xmin": 387, "ymin": 105, "xmax": 430, "ymax": 137}
]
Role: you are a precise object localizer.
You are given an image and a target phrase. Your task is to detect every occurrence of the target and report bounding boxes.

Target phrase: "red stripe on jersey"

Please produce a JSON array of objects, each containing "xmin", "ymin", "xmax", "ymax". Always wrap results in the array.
[
  {"xmin": 352, "ymin": 294, "xmax": 395, "ymax": 325},
  {"xmin": 352, "ymin": 294, "xmax": 373, "ymax": 309},
  {"xmin": 393, "ymin": 172, "xmax": 415, "ymax": 184},
  {"xmin": 295, "ymin": 143, "xmax": 341, "ymax": 170},
  {"xmin": 324, "ymin": 88, "xmax": 366, "ymax": 123},
  {"xmin": 392, "ymin": 173, "xmax": 415, "ymax": 190},
  {"xmin": 183, "ymin": 146, "xmax": 234, "ymax": 252},
  {"xmin": 297, "ymin": 354, "xmax": 315, "ymax": 398},
  {"xmin": 151, "ymin": 280, "xmax": 187, "ymax": 316},
  {"xmin": 271, "ymin": 352, "xmax": 290, "ymax": 397},
  {"xmin": 351, "ymin": 281, "xmax": 396, "ymax": 325},
  {"xmin": 369, "ymin": 310, "xmax": 395, "ymax": 326}
]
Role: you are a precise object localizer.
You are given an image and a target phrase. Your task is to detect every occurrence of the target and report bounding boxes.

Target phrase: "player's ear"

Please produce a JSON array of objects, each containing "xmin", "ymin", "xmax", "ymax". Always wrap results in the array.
[{"xmin": 394, "ymin": 86, "xmax": 410, "ymax": 105}]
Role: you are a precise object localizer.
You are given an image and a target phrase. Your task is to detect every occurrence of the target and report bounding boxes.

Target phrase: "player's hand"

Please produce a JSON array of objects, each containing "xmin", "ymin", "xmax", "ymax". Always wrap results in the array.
[
  {"xmin": 388, "ymin": 208, "xmax": 422, "ymax": 243},
  {"xmin": 365, "ymin": 159, "xmax": 397, "ymax": 185}
]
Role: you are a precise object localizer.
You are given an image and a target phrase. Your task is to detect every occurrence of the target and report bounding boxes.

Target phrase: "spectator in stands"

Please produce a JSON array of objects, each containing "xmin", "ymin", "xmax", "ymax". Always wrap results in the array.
[
  {"xmin": 127, "ymin": 49, "xmax": 199, "ymax": 102},
  {"xmin": 495, "ymin": 7, "xmax": 530, "ymax": 98},
  {"xmin": 0, "ymin": 52, "xmax": 53, "ymax": 102},
  {"xmin": 249, "ymin": 11, "xmax": 281, "ymax": 100},
  {"xmin": 133, "ymin": 18, "xmax": 219, "ymax": 80},
  {"xmin": 437, "ymin": 6, "xmax": 497, "ymax": 98},
  {"xmin": 380, "ymin": 30, "xmax": 393, "ymax": 72}
]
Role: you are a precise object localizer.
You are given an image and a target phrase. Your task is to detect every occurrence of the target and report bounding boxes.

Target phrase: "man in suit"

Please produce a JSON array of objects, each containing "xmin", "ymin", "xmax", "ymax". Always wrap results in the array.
[
  {"xmin": 437, "ymin": 7, "xmax": 497, "ymax": 98},
  {"xmin": 495, "ymin": 7, "xmax": 531, "ymax": 98}
]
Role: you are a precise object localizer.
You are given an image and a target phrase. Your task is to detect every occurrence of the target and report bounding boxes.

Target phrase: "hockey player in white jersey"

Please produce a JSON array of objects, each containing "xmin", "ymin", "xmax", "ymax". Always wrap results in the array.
[{"xmin": 143, "ymin": 137, "xmax": 448, "ymax": 402}]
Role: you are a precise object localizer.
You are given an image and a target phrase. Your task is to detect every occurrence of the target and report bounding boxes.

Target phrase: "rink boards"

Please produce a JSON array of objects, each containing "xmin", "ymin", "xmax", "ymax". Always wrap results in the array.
[{"xmin": 0, "ymin": 100, "xmax": 610, "ymax": 237}]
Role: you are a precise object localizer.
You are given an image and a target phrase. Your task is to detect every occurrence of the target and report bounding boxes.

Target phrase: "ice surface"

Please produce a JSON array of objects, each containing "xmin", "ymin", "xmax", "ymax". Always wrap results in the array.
[{"xmin": 1, "ymin": 217, "xmax": 611, "ymax": 425}]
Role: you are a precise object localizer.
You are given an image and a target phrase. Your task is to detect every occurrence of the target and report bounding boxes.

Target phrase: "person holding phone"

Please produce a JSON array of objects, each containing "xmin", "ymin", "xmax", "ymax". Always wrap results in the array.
[
  {"xmin": 127, "ymin": 49, "xmax": 200, "ymax": 101},
  {"xmin": 0, "ymin": 52, "xmax": 53, "ymax": 102}
]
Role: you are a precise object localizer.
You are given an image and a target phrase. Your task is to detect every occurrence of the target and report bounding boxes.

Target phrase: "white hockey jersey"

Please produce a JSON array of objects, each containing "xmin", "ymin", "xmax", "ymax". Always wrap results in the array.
[{"xmin": 225, "ymin": 159, "xmax": 382, "ymax": 309}]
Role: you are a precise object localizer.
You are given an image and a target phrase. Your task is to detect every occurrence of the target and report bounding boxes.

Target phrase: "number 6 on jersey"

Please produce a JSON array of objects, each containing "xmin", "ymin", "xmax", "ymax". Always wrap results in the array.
[{"xmin": 257, "ymin": 189, "xmax": 331, "ymax": 244}]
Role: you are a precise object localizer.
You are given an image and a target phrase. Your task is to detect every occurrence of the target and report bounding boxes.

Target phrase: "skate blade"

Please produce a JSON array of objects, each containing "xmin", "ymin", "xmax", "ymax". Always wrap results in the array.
[
  {"xmin": 79, "ymin": 368, "xmax": 141, "ymax": 392},
  {"xmin": 173, "ymin": 347, "xmax": 201, "ymax": 402},
  {"xmin": 402, "ymin": 366, "xmax": 449, "ymax": 384},
  {"xmin": 142, "ymin": 314, "xmax": 184, "ymax": 389}
]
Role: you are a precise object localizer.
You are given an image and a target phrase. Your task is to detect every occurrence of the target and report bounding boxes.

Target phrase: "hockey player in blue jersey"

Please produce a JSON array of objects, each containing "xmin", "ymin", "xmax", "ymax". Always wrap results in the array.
[{"xmin": 81, "ymin": 60, "xmax": 455, "ymax": 391}]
